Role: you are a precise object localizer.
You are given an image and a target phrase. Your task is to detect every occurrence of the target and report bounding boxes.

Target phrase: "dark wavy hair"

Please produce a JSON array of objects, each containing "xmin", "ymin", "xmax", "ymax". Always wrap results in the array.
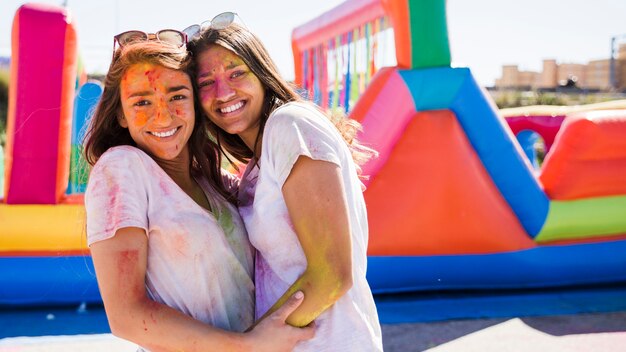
[
  {"xmin": 185, "ymin": 23, "xmax": 376, "ymax": 172},
  {"xmin": 83, "ymin": 40, "xmax": 235, "ymax": 203}
]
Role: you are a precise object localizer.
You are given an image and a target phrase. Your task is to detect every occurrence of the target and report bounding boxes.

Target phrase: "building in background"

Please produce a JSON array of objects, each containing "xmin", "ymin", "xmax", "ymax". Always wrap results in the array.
[
  {"xmin": 495, "ymin": 43, "xmax": 626, "ymax": 91},
  {"xmin": 617, "ymin": 43, "xmax": 626, "ymax": 90},
  {"xmin": 0, "ymin": 57, "xmax": 9, "ymax": 72}
]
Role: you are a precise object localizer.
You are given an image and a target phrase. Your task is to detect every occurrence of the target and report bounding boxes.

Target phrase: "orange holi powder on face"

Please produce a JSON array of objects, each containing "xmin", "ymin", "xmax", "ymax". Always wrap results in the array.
[
  {"xmin": 134, "ymin": 111, "xmax": 149, "ymax": 127},
  {"xmin": 119, "ymin": 62, "xmax": 196, "ymax": 162}
]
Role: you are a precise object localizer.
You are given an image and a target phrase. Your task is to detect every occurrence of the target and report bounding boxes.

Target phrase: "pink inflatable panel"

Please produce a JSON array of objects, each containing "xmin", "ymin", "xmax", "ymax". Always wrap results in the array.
[
  {"xmin": 505, "ymin": 115, "xmax": 565, "ymax": 152},
  {"xmin": 5, "ymin": 4, "xmax": 76, "ymax": 204}
]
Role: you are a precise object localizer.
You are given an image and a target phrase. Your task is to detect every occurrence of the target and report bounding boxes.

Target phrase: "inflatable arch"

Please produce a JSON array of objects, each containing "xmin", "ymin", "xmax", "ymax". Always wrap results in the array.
[{"xmin": 292, "ymin": 0, "xmax": 626, "ymax": 293}]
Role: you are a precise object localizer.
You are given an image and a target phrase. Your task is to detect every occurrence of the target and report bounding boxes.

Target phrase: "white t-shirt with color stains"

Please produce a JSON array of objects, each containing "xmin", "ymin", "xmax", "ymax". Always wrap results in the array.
[
  {"xmin": 238, "ymin": 102, "xmax": 383, "ymax": 351},
  {"xmin": 85, "ymin": 146, "xmax": 254, "ymax": 339}
]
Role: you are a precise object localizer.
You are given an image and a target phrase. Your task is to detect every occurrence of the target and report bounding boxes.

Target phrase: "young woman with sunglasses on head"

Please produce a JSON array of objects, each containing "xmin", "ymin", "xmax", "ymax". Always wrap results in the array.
[
  {"xmin": 83, "ymin": 33, "xmax": 314, "ymax": 351},
  {"xmin": 185, "ymin": 14, "xmax": 383, "ymax": 351}
]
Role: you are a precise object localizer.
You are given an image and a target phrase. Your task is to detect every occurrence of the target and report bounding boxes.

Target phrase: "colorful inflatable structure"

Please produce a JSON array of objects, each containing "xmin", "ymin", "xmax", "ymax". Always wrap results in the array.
[
  {"xmin": 292, "ymin": 0, "xmax": 626, "ymax": 293},
  {"xmin": 502, "ymin": 100, "xmax": 626, "ymax": 168},
  {"xmin": 0, "ymin": 4, "xmax": 100, "ymax": 305},
  {"xmin": 1, "ymin": 0, "xmax": 626, "ymax": 307}
]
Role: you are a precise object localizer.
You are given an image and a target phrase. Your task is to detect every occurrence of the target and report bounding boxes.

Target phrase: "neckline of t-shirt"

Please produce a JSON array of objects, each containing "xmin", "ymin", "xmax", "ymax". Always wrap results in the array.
[{"xmin": 130, "ymin": 147, "xmax": 220, "ymax": 220}]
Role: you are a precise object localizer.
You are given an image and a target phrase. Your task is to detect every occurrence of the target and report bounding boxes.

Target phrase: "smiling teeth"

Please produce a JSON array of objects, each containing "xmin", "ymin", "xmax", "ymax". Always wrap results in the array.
[
  {"xmin": 150, "ymin": 128, "xmax": 178, "ymax": 138},
  {"xmin": 221, "ymin": 101, "xmax": 244, "ymax": 114}
]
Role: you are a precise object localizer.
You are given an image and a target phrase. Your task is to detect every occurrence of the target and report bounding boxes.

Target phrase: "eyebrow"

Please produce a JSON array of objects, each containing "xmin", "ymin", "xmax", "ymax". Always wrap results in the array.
[
  {"xmin": 167, "ymin": 85, "xmax": 191, "ymax": 93},
  {"xmin": 128, "ymin": 90, "xmax": 153, "ymax": 98},
  {"xmin": 198, "ymin": 62, "xmax": 244, "ymax": 78},
  {"xmin": 127, "ymin": 86, "xmax": 190, "ymax": 98}
]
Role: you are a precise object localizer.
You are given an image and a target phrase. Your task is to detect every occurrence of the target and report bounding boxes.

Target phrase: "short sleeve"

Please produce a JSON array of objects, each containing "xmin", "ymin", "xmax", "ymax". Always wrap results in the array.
[
  {"xmin": 85, "ymin": 147, "xmax": 149, "ymax": 246},
  {"xmin": 263, "ymin": 103, "xmax": 342, "ymax": 188}
]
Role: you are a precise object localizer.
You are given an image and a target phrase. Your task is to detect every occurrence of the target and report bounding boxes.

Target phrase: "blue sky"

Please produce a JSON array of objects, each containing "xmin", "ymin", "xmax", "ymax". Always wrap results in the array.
[{"xmin": 1, "ymin": 0, "xmax": 625, "ymax": 86}]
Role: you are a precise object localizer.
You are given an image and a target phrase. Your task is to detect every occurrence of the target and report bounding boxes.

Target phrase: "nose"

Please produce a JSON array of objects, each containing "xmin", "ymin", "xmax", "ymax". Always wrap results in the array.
[
  {"xmin": 215, "ymin": 79, "xmax": 236, "ymax": 102},
  {"xmin": 153, "ymin": 99, "xmax": 174, "ymax": 126}
]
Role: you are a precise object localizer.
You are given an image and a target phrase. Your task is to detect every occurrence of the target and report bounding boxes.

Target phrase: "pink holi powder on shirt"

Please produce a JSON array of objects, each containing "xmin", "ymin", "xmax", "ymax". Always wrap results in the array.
[
  {"xmin": 171, "ymin": 233, "xmax": 189, "ymax": 256},
  {"xmin": 86, "ymin": 146, "xmax": 255, "ymax": 332},
  {"xmin": 158, "ymin": 179, "xmax": 172, "ymax": 196}
]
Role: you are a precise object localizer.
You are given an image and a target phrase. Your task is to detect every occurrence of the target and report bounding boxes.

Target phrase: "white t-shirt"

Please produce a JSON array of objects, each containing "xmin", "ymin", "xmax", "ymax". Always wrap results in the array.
[
  {"xmin": 85, "ymin": 146, "xmax": 255, "ymax": 340},
  {"xmin": 239, "ymin": 102, "xmax": 383, "ymax": 351}
]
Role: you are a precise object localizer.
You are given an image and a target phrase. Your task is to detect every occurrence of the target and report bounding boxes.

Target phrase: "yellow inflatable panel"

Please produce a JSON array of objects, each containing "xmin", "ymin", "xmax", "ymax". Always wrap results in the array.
[{"xmin": 0, "ymin": 204, "xmax": 87, "ymax": 252}]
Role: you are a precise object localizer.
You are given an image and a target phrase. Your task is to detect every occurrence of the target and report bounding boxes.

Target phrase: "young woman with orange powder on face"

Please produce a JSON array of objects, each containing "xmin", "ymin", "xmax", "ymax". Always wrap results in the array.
[
  {"xmin": 83, "ymin": 36, "xmax": 314, "ymax": 352},
  {"xmin": 185, "ymin": 19, "xmax": 383, "ymax": 351}
]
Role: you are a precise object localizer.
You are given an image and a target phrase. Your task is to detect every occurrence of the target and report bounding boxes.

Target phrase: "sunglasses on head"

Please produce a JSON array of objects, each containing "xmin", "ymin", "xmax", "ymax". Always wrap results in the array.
[
  {"xmin": 113, "ymin": 29, "xmax": 188, "ymax": 53},
  {"xmin": 182, "ymin": 12, "xmax": 244, "ymax": 41}
]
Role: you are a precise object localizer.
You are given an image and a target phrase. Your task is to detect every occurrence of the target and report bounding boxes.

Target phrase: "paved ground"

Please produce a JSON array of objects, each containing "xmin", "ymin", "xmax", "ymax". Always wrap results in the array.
[
  {"xmin": 382, "ymin": 311, "xmax": 626, "ymax": 351},
  {"xmin": 2, "ymin": 311, "xmax": 626, "ymax": 351}
]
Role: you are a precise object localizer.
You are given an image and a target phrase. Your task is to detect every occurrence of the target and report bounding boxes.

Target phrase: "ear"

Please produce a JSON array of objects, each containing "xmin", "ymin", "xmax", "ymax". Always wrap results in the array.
[{"xmin": 117, "ymin": 115, "xmax": 129, "ymax": 128}]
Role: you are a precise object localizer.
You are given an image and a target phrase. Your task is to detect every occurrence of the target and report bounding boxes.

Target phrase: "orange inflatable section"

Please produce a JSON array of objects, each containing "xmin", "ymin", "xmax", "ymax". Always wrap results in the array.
[
  {"xmin": 365, "ymin": 110, "xmax": 535, "ymax": 256},
  {"xmin": 55, "ymin": 22, "xmax": 78, "ymax": 202},
  {"xmin": 381, "ymin": 0, "xmax": 411, "ymax": 69},
  {"xmin": 540, "ymin": 111, "xmax": 626, "ymax": 200}
]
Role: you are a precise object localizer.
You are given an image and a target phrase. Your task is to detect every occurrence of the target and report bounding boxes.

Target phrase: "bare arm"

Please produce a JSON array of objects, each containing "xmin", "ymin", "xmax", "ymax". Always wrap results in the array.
[
  {"xmin": 91, "ymin": 227, "xmax": 313, "ymax": 351},
  {"xmin": 257, "ymin": 156, "xmax": 354, "ymax": 327}
]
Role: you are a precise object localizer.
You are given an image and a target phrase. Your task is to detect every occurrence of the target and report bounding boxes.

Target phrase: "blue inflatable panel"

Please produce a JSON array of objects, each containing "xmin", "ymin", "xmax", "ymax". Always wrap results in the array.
[
  {"xmin": 0, "ymin": 256, "xmax": 101, "ymax": 306},
  {"xmin": 71, "ymin": 82, "xmax": 102, "ymax": 145},
  {"xmin": 516, "ymin": 130, "xmax": 541, "ymax": 169},
  {"xmin": 367, "ymin": 239, "xmax": 626, "ymax": 294},
  {"xmin": 68, "ymin": 82, "xmax": 102, "ymax": 194},
  {"xmin": 375, "ymin": 283, "xmax": 626, "ymax": 323},
  {"xmin": 398, "ymin": 67, "xmax": 466, "ymax": 111},
  {"xmin": 450, "ymin": 73, "xmax": 549, "ymax": 236},
  {"xmin": 0, "ymin": 304, "xmax": 111, "ymax": 338}
]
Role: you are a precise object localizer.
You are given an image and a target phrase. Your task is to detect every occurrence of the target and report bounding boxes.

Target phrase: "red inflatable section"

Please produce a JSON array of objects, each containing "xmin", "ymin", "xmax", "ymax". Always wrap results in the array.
[
  {"xmin": 539, "ymin": 110, "xmax": 626, "ymax": 200},
  {"xmin": 4, "ymin": 4, "xmax": 77, "ymax": 204},
  {"xmin": 365, "ymin": 110, "xmax": 535, "ymax": 256}
]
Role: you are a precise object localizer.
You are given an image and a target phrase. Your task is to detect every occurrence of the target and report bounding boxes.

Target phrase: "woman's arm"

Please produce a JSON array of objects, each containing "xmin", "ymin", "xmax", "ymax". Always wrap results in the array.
[
  {"xmin": 91, "ymin": 227, "xmax": 313, "ymax": 351},
  {"xmin": 257, "ymin": 156, "xmax": 354, "ymax": 327}
]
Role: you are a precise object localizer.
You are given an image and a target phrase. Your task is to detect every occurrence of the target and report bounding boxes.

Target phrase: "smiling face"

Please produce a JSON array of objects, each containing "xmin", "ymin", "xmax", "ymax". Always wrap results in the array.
[
  {"xmin": 196, "ymin": 45, "xmax": 265, "ymax": 150},
  {"xmin": 119, "ymin": 62, "xmax": 195, "ymax": 163}
]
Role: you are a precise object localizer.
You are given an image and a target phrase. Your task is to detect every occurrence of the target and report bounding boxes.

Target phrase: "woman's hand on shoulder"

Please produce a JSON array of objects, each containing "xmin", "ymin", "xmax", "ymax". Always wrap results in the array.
[{"xmin": 244, "ymin": 291, "xmax": 315, "ymax": 352}]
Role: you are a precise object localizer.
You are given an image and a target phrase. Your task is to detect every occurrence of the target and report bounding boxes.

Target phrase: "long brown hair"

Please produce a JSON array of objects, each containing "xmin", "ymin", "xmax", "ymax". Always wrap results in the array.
[
  {"xmin": 185, "ymin": 23, "xmax": 377, "ymax": 171},
  {"xmin": 83, "ymin": 41, "xmax": 235, "ymax": 203}
]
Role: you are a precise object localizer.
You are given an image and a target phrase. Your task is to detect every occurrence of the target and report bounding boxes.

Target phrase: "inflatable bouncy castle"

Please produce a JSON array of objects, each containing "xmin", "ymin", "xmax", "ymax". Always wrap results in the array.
[
  {"xmin": 0, "ymin": 4, "xmax": 100, "ymax": 305},
  {"xmin": 1, "ymin": 0, "xmax": 626, "ymax": 307},
  {"xmin": 292, "ymin": 0, "xmax": 626, "ymax": 293}
]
